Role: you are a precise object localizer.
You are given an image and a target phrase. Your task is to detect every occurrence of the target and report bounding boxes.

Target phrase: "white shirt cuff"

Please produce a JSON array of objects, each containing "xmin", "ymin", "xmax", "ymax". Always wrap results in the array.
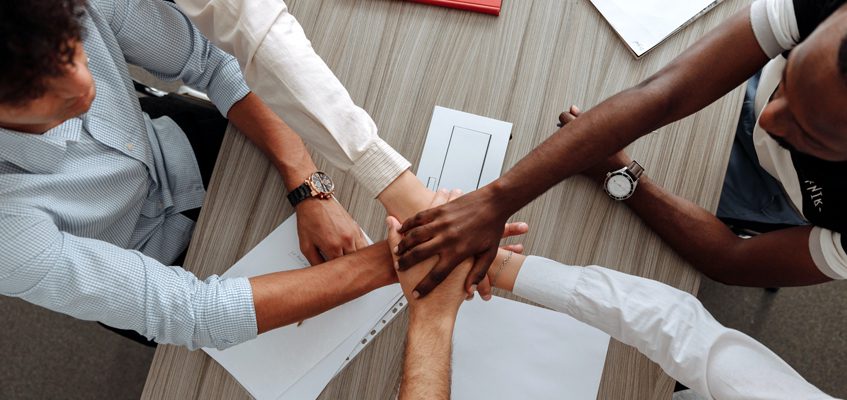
[
  {"xmin": 512, "ymin": 256, "xmax": 582, "ymax": 315},
  {"xmin": 350, "ymin": 139, "xmax": 411, "ymax": 198}
]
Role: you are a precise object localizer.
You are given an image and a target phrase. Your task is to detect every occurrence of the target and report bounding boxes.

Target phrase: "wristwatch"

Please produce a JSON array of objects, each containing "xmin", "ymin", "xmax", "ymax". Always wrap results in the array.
[
  {"xmin": 287, "ymin": 171, "xmax": 335, "ymax": 208},
  {"xmin": 603, "ymin": 161, "xmax": 644, "ymax": 201}
]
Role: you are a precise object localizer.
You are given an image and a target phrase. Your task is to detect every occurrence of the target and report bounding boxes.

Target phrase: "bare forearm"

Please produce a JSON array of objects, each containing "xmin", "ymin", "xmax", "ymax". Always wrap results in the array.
[
  {"xmin": 625, "ymin": 178, "xmax": 826, "ymax": 286},
  {"xmin": 400, "ymin": 312, "xmax": 455, "ymax": 400},
  {"xmin": 377, "ymin": 171, "xmax": 435, "ymax": 221},
  {"xmin": 228, "ymin": 92, "xmax": 317, "ymax": 190},
  {"xmin": 492, "ymin": 10, "xmax": 767, "ymax": 214},
  {"xmin": 250, "ymin": 241, "xmax": 396, "ymax": 333}
]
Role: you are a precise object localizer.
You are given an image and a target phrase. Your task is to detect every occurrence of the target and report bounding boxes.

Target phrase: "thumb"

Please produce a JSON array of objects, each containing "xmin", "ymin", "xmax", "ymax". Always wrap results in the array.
[{"xmin": 385, "ymin": 216, "xmax": 402, "ymax": 253}]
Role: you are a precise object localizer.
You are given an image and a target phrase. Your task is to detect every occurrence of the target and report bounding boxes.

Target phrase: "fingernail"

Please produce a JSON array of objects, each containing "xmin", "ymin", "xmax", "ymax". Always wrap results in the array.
[
  {"xmin": 470, "ymin": 284, "xmax": 477, "ymax": 293},
  {"xmin": 393, "ymin": 246, "xmax": 399, "ymax": 255},
  {"xmin": 518, "ymin": 222, "xmax": 528, "ymax": 229},
  {"xmin": 412, "ymin": 291, "xmax": 420, "ymax": 299},
  {"xmin": 483, "ymin": 294, "xmax": 492, "ymax": 301},
  {"xmin": 394, "ymin": 261, "xmax": 399, "ymax": 270}
]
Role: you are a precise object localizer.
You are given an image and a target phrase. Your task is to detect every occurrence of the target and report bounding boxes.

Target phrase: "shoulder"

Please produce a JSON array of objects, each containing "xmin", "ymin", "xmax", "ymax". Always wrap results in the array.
[{"xmin": 792, "ymin": 0, "xmax": 847, "ymax": 40}]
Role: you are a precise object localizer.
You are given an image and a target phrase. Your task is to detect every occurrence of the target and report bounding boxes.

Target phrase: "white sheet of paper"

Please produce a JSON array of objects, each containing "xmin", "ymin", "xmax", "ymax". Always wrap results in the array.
[
  {"xmin": 203, "ymin": 215, "xmax": 403, "ymax": 400},
  {"xmin": 417, "ymin": 106, "xmax": 512, "ymax": 193},
  {"xmin": 590, "ymin": 0, "xmax": 723, "ymax": 57},
  {"xmin": 452, "ymin": 296, "xmax": 610, "ymax": 400},
  {"xmin": 277, "ymin": 292, "xmax": 406, "ymax": 400}
]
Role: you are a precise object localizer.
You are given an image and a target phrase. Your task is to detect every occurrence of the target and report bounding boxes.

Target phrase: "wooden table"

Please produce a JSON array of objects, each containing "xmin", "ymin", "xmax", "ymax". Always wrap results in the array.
[{"xmin": 143, "ymin": 0, "xmax": 751, "ymax": 398}]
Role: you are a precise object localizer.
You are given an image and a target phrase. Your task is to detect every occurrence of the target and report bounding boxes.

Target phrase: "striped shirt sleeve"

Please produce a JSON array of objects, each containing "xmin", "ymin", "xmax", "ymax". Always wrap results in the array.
[
  {"xmin": 0, "ymin": 207, "xmax": 257, "ymax": 350},
  {"xmin": 106, "ymin": 0, "xmax": 250, "ymax": 116}
]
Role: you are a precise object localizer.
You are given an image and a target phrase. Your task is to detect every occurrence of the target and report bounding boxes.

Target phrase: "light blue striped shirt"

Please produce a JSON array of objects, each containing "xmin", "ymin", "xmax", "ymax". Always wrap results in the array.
[{"xmin": 0, "ymin": 0, "xmax": 256, "ymax": 350}]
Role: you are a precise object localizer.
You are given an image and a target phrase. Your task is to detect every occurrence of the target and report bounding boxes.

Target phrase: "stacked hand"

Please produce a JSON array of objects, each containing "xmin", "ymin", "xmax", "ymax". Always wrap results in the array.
[
  {"xmin": 296, "ymin": 198, "xmax": 368, "ymax": 266},
  {"xmin": 388, "ymin": 189, "xmax": 477, "ymax": 317},
  {"xmin": 392, "ymin": 189, "xmax": 527, "ymax": 303}
]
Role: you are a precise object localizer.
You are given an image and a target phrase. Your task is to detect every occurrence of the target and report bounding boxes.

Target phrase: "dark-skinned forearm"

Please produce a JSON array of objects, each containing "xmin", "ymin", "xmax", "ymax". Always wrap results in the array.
[
  {"xmin": 250, "ymin": 241, "xmax": 396, "ymax": 333},
  {"xmin": 491, "ymin": 10, "xmax": 767, "ymax": 214},
  {"xmin": 624, "ymin": 177, "xmax": 827, "ymax": 287}
]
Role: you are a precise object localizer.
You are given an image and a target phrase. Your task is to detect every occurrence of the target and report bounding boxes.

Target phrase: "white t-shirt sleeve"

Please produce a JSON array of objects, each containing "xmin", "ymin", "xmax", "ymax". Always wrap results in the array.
[
  {"xmin": 512, "ymin": 256, "xmax": 833, "ymax": 400},
  {"xmin": 750, "ymin": 0, "xmax": 801, "ymax": 58},
  {"xmin": 809, "ymin": 227, "xmax": 847, "ymax": 279}
]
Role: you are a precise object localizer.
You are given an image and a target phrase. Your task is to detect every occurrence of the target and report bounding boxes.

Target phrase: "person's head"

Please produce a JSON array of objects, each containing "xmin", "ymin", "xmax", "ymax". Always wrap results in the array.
[
  {"xmin": 0, "ymin": 0, "xmax": 94, "ymax": 134},
  {"xmin": 758, "ymin": 5, "xmax": 847, "ymax": 162}
]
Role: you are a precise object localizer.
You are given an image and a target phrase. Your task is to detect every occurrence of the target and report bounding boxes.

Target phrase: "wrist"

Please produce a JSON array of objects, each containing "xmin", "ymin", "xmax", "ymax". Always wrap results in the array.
[
  {"xmin": 480, "ymin": 180, "xmax": 521, "ymax": 218},
  {"xmin": 280, "ymin": 164, "xmax": 317, "ymax": 192},
  {"xmin": 409, "ymin": 305, "xmax": 458, "ymax": 330}
]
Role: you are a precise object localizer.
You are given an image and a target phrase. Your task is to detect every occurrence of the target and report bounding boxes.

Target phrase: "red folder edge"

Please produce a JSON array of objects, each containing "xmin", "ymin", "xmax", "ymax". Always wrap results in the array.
[{"xmin": 408, "ymin": 0, "xmax": 501, "ymax": 16}]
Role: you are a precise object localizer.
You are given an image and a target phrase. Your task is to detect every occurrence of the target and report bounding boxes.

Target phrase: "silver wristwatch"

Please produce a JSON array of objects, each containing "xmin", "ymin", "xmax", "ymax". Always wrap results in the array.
[{"xmin": 603, "ymin": 160, "xmax": 644, "ymax": 201}]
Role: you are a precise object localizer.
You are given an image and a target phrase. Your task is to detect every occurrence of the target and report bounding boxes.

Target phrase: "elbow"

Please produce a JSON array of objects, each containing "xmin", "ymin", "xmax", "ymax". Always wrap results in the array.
[
  {"xmin": 632, "ymin": 65, "xmax": 688, "ymax": 125},
  {"xmin": 688, "ymin": 239, "xmax": 748, "ymax": 286}
]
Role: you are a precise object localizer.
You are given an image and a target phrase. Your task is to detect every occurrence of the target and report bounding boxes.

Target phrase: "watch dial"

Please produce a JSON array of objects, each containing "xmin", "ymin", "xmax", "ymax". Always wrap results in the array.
[
  {"xmin": 606, "ymin": 174, "xmax": 632, "ymax": 198},
  {"xmin": 312, "ymin": 172, "xmax": 334, "ymax": 193}
]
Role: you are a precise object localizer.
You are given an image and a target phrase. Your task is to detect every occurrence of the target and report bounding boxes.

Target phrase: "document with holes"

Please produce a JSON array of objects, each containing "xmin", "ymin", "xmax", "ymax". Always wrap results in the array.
[{"xmin": 203, "ymin": 214, "xmax": 404, "ymax": 400}]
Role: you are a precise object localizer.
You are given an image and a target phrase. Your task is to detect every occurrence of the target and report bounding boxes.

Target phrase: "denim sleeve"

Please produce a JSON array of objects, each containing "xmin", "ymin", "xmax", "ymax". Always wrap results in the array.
[{"xmin": 0, "ymin": 207, "xmax": 257, "ymax": 350}]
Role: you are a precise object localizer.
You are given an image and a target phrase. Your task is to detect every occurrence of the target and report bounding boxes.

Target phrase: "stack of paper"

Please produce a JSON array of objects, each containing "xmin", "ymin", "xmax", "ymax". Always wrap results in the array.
[
  {"xmin": 203, "ymin": 215, "xmax": 405, "ymax": 400},
  {"xmin": 590, "ymin": 0, "xmax": 724, "ymax": 58}
]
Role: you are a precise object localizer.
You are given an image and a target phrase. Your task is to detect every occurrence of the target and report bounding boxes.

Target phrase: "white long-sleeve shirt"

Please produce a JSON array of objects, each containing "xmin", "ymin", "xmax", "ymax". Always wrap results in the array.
[
  {"xmin": 513, "ymin": 256, "xmax": 834, "ymax": 400},
  {"xmin": 173, "ymin": 0, "xmax": 410, "ymax": 197}
]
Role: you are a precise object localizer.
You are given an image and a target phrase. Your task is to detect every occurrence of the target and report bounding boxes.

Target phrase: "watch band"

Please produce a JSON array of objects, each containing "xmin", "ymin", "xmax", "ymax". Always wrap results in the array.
[
  {"xmin": 625, "ymin": 160, "xmax": 644, "ymax": 181},
  {"xmin": 287, "ymin": 182, "xmax": 312, "ymax": 208}
]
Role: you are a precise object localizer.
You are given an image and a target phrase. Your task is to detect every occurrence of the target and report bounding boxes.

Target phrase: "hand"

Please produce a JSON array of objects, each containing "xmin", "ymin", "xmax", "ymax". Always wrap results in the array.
[
  {"xmin": 560, "ymin": 106, "xmax": 632, "ymax": 182},
  {"xmin": 387, "ymin": 190, "xmax": 471, "ymax": 318},
  {"xmin": 296, "ymin": 198, "xmax": 368, "ymax": 265},
  {"xmin": 395, "ymin": 185, "xmax": 528, "ymax": 299}
]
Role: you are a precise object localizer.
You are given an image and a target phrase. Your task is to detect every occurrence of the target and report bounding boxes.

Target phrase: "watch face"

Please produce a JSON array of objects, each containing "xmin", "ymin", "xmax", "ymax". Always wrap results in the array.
[
  {"xmin": 606, "ymin": 174, "xmax": 633, "ymax": 198},
  {"xmin": 311, "ymin": 172, "xmax": 334, "ymax": 194}
]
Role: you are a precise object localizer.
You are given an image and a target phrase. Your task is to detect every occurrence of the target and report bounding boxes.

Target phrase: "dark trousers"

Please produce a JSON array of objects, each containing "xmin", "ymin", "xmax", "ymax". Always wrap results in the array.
[{"xmin": 99, "ymin": 93, "xmax": 229, "ymax": 347}]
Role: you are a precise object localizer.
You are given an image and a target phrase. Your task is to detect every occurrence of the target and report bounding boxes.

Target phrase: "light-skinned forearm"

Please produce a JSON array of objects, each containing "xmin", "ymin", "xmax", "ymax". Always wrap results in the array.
[
  {"xmin": 250, "ymin": 241, "xmax": 396, "ymax": 333},
  {"xmin": 400, "ymin": 310, "xmax": 455, "ymax": 400},
  {"xmin": 377, "ymin": 171, "xmax": 436, "ymax": 222},
  {"xmin": 489, "ymin": 10, "xmax": 768, "ymax": 215},
  {"xmin": 227, "ymin": 92, "xmax": 318, "ymax": 191}
]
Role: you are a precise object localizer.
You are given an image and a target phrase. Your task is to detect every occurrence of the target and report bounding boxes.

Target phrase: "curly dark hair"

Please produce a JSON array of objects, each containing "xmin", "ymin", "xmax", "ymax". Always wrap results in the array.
[{"xmin": 0, "ymin": 0, "xmax": 87, "ymax": 106}]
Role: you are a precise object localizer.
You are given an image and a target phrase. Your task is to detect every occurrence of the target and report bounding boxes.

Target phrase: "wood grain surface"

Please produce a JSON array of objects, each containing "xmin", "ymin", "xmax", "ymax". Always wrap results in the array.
[{"xmin": 143, "ymin": 0, "xmax": 751, "ymax": 398}]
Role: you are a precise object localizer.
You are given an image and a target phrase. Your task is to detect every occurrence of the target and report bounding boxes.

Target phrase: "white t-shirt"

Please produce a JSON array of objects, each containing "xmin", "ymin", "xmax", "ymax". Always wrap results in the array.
[{"xmin": 749, "ymin": 0, "xmax": 847, "ymax": 280}]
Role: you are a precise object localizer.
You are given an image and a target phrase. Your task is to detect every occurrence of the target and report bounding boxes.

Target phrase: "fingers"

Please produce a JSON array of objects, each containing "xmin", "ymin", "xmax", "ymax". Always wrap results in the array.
[
  {"xmin": 321, "ymin": 246, "xmax": 343, "ymax": 261},
  {"xmin": 397, "ymin": 189, "xmax": 460, "ymax": 256},
  {"xmin": 396, "ymin": 224, "xmax": 435, "ymax": 256},
  {"xmin": 446, "ymin": 188, "xmax": 463, "ymax": 202},
  {"xmin": 501, "ymin": 222, "xmax": 528, "ymax": 238},
  {"xmin": 398, "ymin": 208, "xmax": 437, "ymax": 234},
  {"xmin": 464, "ymin": 248, "xmax": 497, "ymax": 297},
  {"xmin": 430, "ymin": 188, "xmax": 451, "ymax": 208},
  {"xmin": 557, "ymin": 105, "xmax": 582, "ymax": 127},
  {"xmin": 500, "ymin": 243, "xmax": 524, "ymax": 254},
  {"xmin": 385, "ymin": 216, "xmax": 402, "ymax": 267},
  {"xmin": 411, "ymin": 255, "xmax": 463, "ymax": 299},
  {"xmin": 396, "ymin": 239, "xmax": 445, "ymax": 271},
  {"xmin": 301, "ymin": 244, "xmax": 324, "ymax": 267},
  {"xmin": 353, "ymin": 229, "xmax": 368, "ymax": 252},
  {"xmin": 474, "ymin": 275, "xmax": 492, "ymax": 301},
  {"xmin": 570, "ymin": 105, "xmax": 582, "ymax": 116}
]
